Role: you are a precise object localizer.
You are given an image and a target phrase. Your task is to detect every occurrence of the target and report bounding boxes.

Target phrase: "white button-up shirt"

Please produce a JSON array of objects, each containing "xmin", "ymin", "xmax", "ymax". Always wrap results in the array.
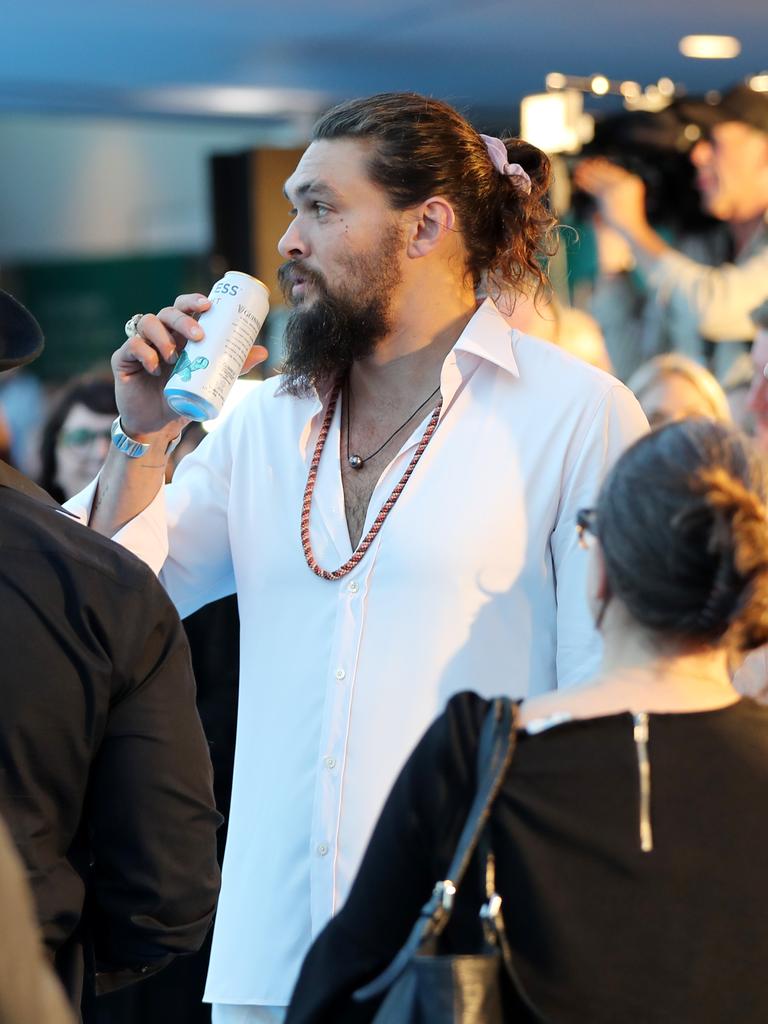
[{"xmin": 68, "ymin": 299, "xmax": 647, "ymax": 1007}]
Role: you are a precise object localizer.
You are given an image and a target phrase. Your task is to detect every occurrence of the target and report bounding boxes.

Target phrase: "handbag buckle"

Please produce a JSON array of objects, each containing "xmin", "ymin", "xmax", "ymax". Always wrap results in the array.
[{"xmin": 480, "ymin": 892, "xmax": 502, "ymax": 920}]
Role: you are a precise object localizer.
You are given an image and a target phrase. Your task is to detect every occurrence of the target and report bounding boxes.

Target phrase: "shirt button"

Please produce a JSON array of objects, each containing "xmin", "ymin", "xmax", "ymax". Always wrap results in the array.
[
  {"xmin": 335, "ymin": 668, "xmax": 346, "ymax": 680},
  {"xmin": 316, "ymin": 842, "xmax": 329, "ymax": 857},
  {"xmin": 348, "ymin": 581, "xmax": 359, "ymax": 593},
  {"xmin": 324, "ymin": 756, "xmax": 337, "ymax": 770}
]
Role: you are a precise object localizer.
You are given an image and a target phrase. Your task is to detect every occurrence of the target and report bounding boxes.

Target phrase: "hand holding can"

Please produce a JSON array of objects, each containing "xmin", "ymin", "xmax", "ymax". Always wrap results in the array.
[{"xmin": 165, "ymin": 272, "xmax": 271, "ymax": 421}]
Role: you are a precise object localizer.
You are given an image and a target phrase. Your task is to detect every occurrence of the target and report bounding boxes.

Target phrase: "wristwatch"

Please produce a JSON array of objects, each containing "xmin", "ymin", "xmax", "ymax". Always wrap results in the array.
[{"xmin": 110, "ymin": 417, "xmax": 182, "ymax": 459}]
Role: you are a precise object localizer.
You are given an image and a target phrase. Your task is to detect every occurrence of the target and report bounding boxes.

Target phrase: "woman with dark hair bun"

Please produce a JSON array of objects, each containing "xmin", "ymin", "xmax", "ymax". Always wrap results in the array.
[{"xmin": 286, "ymin": 418, "xmax": 768, "ymax": 1024}]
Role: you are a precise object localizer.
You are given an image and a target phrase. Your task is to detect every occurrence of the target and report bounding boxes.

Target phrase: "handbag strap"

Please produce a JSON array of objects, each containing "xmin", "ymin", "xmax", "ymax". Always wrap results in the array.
[{"xmin": 355, "ymin": 696, "xmax": 518, "ymax": 1001}]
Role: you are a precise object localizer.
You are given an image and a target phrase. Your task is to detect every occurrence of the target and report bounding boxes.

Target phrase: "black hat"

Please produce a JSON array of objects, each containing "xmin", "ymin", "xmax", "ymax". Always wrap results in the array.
[
  {"xmin": 0, "ymin": 290, "xmax": 44, "ymax": 371},
  {"xmin": 677, "ymin": 84, "xmax": 768, "ymax": 137}
]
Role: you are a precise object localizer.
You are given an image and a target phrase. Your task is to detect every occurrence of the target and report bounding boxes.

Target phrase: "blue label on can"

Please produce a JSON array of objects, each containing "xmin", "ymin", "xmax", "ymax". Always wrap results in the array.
[{"xmin": 169, "ymin": 349, "xmax": 210, "ymax": 382}]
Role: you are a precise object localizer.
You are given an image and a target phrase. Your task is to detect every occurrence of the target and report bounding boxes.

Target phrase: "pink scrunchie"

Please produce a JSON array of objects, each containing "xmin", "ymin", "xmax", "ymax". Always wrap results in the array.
[{"xmin": 480, "ymin": 134, "xmax": 532, "ymax": 195}]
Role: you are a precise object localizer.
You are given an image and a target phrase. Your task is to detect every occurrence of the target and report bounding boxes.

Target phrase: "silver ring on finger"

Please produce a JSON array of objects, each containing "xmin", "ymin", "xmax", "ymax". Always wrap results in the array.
[
  {"xmin": 171, "ymin": 311, "xmax": 187, "ymax": 332},
  {"xmin": 124, "ymin": 313, "xmax": 146, "ymax": 339}
]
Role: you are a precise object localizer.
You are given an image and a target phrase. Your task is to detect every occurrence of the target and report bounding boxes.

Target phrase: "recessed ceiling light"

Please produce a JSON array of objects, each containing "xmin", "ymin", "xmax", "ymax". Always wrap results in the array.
[
  {"xmin": 620, "ymin": 81, "xmax": 642, "ymax": 99},
  {"xmin": 750, "ymin": 73, "xmax": 768, "ymax": 92},
  {"xmin": 132, "ymin": 85, "xmax": 327, "ymax": 117},
  {"xmin": 679, "ymin": 35, "xmax": 741, "ymax": 59},
  {"xmin": 546, "ymin": 72, "xmax": 568, "ymax": 90},
  {"xmin": 590, "ymin": 75, "xmax": 610, "ymax": 95}
]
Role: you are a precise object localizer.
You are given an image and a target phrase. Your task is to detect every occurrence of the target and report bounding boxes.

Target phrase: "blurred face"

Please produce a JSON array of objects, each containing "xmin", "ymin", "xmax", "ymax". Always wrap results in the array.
[
  {"xmin": 640, "ymin": 374, "xmax": 717, "ymax": 431},
  {"xmin": 55, "ymin": 403, "xmax": 112, "ymax": 499},
  {"xmin": 277, "ymin": 139, "xmax": 406, "ymax": 392},
  {"xmin": 747, "ymin": 327, "xmax": 768, "ymax": 452},
  {"xmin": 690, "ymin": 121, "xmax": 768, "ymax": 221}
]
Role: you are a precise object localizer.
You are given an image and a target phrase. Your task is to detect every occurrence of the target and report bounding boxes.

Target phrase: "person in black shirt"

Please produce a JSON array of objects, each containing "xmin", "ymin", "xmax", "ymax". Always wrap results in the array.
[
  {"xmin": 287, "ymin": 417, "xmax": 768, "ymax": 1023},
  {"xmin": 0, "ymin": 290, "xmax": 221, "ymax": 1019}
]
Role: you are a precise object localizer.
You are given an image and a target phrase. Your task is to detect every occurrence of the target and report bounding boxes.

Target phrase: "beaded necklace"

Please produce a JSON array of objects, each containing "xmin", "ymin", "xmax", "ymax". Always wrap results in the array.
[{"xmin": 301, "ymin": 382, "xmax": 443, "ymax": 580}]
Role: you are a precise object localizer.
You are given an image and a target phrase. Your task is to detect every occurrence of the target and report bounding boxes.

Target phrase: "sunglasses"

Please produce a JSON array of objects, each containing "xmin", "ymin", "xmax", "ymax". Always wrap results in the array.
[{"xmin": 59, "ymin": 427, "xmax": 112, "ymax": 448}]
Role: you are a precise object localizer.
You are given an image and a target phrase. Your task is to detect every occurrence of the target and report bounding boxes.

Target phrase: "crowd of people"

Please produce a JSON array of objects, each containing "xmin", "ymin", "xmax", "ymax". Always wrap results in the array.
[{"xmin": 0, "ymin": 81, "xmax": 767, "ymax": 1024}]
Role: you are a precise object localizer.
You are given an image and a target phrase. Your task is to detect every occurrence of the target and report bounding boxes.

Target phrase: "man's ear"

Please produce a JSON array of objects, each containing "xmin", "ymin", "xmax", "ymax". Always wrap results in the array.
[{"xmin": 405, "ymin": 197, "xmax": 456, "ymax": 259}]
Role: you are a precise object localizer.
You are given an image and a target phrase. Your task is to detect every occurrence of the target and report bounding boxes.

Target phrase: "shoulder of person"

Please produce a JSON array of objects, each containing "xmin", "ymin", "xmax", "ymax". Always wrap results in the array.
[
  {"xmin": 0, "ymin": 486, "xmax": 166, "ymax": 598},
  {"xmin": 512, "ymin": 328, "xmax": 625, "ymax": 398},
  {"xmin": 203, "ymin": 373, "xmax": 321, "ymax": 443},
  {"xmin": 423, "ymin": 691, "xmax": 496, "ymax": 777}
]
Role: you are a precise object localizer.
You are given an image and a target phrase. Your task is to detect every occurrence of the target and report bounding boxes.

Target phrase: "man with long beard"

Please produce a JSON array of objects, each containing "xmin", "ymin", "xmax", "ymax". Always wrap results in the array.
[{"xmin": 68, "ymin": 93, "xmax": 647, "ymax": 1023}]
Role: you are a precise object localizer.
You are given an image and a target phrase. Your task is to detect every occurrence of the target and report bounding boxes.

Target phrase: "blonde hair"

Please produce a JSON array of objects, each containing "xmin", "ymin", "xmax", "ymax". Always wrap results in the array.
[{"xmin": 627, "ymin": 354, "xmax": 732, "ymax": 424}]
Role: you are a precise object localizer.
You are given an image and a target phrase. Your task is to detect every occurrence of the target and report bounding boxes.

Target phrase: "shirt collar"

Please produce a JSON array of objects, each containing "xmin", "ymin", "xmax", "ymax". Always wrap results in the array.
[
  {"xmin": 451, "ymin": 297, "xmax": 520, "ymax": 378},
  {"xmin": 296, "ymin": 296, "xmax": 520, "ymax": 460}
]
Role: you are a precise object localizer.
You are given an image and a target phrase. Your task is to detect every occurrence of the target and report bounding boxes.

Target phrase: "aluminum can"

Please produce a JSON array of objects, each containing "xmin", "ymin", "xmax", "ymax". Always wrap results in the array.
[{"xmin": 164, "ymin": 271, "xmax": 270, "ymax": 421}]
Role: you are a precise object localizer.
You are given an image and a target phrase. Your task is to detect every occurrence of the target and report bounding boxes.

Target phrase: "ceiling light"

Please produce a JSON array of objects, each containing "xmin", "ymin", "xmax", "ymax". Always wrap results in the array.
[
  {"xmin": 132, "ymin": 85, "xmax": 327, "ymax": 117},
  {"xmin": 546, "ymin": 72, "xmax": 568, "ymax": 90},
  {"xmin": 620, "ymin": 81, "xmax": 642, "ymax": 99},
  {"xmin": 590, "ymin": 75, "xmax": 610, "ymax": 96},
  {"xmin": 679, "ymin": 35, "xmax": 741, "ymax": 59},
  {"xmin": 520, "ymin": 91, "xmax": 593, "ymax": 154},
  {"xmin": 750, "ymin": 73, "xmax": 768, "ymax": 92}
]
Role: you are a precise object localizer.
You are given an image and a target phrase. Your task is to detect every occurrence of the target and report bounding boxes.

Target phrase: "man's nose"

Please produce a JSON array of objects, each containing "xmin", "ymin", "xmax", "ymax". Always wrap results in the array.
[{"xmin": 277, "ymin": 219, "xmax": 309, "ymax": 260}]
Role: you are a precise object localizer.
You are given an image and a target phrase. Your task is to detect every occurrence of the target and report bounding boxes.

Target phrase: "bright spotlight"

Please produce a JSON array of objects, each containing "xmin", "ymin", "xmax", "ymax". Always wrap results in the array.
[{"xmin": 679, "ymin": 35, "xmax": 741, "ymax": 59}]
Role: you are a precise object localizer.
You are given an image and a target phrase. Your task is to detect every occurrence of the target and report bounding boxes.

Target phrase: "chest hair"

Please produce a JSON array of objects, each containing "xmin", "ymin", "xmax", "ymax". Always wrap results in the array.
[
  {"xmin": 340, "ymin": 456, "xmax": 384, "ymax": 550},
  {"xmin": 339, "ymin": 396, "xmax": 411, "ymax": 550},
  {"xmin": 339, "ymin": 383, "xmax": 441, "ymax": 549}
]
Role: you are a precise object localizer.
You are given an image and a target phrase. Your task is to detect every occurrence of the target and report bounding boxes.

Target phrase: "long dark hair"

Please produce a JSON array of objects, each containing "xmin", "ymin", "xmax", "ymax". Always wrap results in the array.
[
  {"xmin": 39, "ymin": 373, "xmax": 117, "ymax": 502},
  {"xmin": 312, "ymin": 92, "xmax": 558, "ymax": 300},
  {"xmin": 597, "ymin": 418, "xmax": 768, "ymax": 651}
]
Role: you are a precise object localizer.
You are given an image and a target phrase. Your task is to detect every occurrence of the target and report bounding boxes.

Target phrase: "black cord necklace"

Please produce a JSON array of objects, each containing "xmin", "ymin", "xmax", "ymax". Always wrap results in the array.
[{"xmin": 345, "ymin": 375, "xmax": 442, "ymax": 470}]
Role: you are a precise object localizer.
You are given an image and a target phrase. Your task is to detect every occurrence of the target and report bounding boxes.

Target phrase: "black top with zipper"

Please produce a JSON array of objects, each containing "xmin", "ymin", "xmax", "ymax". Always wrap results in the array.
[{"xmin": 287, "ymin": 690, "xmax": 768, "ymax": 1023}]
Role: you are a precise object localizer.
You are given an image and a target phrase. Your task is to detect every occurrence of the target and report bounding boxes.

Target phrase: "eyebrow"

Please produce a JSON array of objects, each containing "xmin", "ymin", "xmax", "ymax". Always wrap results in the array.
[{"xmin": 283, "ymin": 180, "xmax": 342, "ymax": 204}]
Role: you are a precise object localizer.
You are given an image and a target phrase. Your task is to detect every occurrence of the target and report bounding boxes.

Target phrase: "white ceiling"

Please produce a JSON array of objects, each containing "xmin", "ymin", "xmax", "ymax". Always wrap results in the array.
[{"xmin": 1, "ymin": 0, "xmax": 766, "ymax": 125}]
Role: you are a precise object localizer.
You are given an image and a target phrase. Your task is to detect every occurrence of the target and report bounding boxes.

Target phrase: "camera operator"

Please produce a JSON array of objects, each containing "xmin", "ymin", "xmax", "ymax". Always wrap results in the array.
[{"xmin": 575, "ymin": 84, "xmax": 768, "ymax": 382}]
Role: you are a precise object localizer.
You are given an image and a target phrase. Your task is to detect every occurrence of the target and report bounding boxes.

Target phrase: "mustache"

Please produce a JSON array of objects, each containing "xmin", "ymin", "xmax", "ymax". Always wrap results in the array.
[{"xmin": 277, "ymin": 261, "xmax": 327, "ymax": 304}]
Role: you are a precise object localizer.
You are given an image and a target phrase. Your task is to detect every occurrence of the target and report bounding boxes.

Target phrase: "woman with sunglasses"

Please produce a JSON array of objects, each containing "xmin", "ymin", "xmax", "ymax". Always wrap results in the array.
[
  {"xmin": 286, "ymin": 417, "xmax": 768, "ymax": 1023},
  {"xmin": 39, "ymin": 372, "xmax": 117, "ymax": 502}
]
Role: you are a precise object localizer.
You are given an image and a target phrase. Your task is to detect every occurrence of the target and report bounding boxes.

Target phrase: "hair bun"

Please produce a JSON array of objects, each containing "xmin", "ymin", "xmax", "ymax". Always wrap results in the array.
[
  {"xmin": 689, "ymin": 467, "xmax": 768, "ymax": 648},
  {"xmin": 596, "ymin": 419, "xmax": 768, "ymax": 652},
  {"xmin": 503, "ymin": 139, "xmax": 551, "ymax": 196},
  {"xmin": 699, "ymin": 468, "xmax": 768, "ymax": 577}
]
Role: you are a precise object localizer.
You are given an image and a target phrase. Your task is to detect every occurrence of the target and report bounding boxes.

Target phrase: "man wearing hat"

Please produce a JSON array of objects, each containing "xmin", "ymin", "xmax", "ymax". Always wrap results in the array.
[
  {"xmin": 0, "ymin": 289, "xmax": 221, "ymax": 1019},
  {"xmin": 576, "ymin": 82, "xmax": 768, "ymax": 380}
]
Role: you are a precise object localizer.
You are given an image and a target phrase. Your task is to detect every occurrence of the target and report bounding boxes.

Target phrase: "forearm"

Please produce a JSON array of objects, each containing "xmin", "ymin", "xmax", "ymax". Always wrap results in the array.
[
  {"xmin": 89, "ymin": 429, "xmax": 176, "ymax": 538},
  {"xmin": 636, "ymin": 244, "xmax": 768, "ymax": 340},
  {"xmin": 621, "ymin": 222, "xmax": 671, "ymax": 266}
]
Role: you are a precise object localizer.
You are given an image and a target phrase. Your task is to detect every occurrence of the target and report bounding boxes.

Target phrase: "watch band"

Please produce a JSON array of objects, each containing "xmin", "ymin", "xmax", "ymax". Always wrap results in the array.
[{"xmin": 110, "ymin": 417, "xmax": 182, "ymax": 459}]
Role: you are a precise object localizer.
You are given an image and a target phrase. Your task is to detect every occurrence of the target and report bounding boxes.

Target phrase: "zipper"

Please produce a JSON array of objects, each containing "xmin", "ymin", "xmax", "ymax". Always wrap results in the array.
[{"xmin": 633, "ymin": 712, "xmax": 654, "ymax": 853}]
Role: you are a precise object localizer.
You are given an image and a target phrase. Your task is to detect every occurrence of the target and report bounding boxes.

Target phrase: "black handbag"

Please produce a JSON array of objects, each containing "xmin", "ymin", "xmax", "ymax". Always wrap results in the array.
[{"xmin": 353, "ymin": 697, "xmax": 546, "ymax": 1023}]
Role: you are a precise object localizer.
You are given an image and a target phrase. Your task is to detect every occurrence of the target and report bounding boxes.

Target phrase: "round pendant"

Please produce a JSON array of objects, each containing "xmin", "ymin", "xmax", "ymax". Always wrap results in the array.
[{"xmin": 348, "ymin": 454, "xmax": 364, "ymax": 470}]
